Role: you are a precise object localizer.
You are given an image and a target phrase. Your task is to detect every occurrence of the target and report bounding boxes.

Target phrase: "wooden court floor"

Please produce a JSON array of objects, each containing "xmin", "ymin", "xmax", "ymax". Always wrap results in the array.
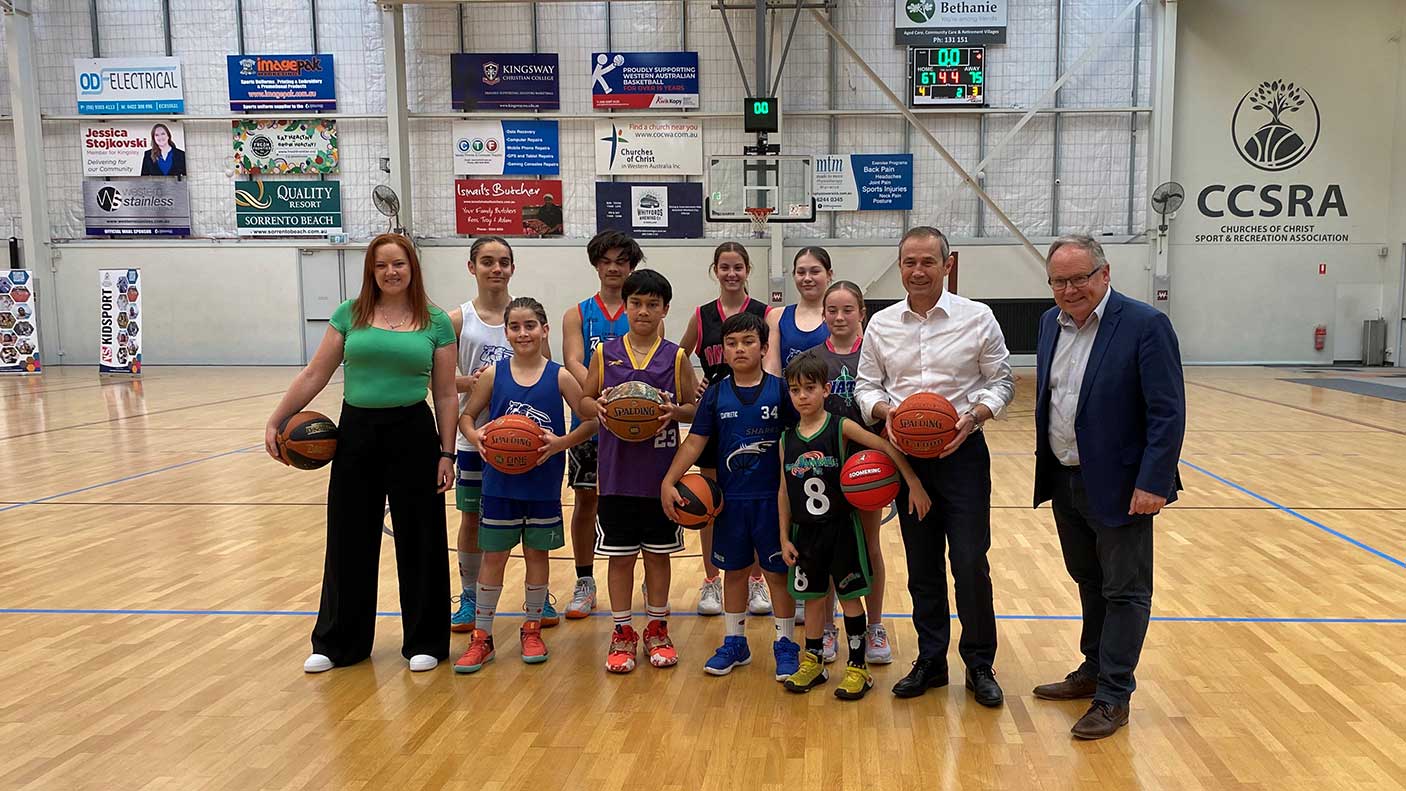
[{"xmin": 2, "ymin": 365, "xmax": 1405, "ymax": 791}]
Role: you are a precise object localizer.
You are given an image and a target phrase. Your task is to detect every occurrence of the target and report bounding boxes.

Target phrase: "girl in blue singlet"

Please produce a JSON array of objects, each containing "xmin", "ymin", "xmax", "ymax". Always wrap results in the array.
[{"xmin": 765, "ymin": 246, "xmax": 833, "ymax": 375}]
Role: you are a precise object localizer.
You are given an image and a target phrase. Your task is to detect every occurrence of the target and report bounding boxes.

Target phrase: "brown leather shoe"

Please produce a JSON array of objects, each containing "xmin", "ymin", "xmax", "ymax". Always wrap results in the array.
[
  {"xmin": 1071, "ymin": 701, "xmax": 1129, "ymax": 740},
  {"xmin": 1033, "ymin": 671, "xmax": 1098, "ymax": 701}
]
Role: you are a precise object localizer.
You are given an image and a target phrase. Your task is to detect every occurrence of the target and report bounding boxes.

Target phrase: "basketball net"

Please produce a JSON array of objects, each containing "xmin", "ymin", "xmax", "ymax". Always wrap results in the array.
[{"xmin": 745, "ymin": 207, "xmax": 775, "ymax": 238}]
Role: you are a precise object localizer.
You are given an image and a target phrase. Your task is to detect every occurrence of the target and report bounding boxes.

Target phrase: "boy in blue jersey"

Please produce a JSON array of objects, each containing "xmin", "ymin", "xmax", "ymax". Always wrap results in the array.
[{"xmin": 661, "ymin": 312, "xmax": 800, "ymax": 680}]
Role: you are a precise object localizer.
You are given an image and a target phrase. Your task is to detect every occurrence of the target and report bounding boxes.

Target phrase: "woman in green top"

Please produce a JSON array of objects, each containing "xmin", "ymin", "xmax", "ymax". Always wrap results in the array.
[{"xmin": 265, "ymin": 233, "xmax": 460, "ymax": 674}]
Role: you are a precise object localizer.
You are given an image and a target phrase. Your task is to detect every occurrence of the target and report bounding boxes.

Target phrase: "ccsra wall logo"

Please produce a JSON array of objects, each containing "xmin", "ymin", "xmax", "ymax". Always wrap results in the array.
[{"xmin": 1233, "ymin": 79, "xmax": 1319, "ymax": 171}]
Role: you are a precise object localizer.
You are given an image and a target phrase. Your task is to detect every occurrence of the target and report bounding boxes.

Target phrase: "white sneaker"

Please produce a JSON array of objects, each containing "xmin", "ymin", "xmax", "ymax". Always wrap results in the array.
[
  {"xmin": 821, "ymin": 623, "xmax": 839, "ymax": 664},
  {"xmin": 303, "ymin": 653, "xmax": 334, "ymax": 673},
  {"xmin": 747, "ymin": 576, "xmax": 773, "ymax": 615},
  {"xmin": 865, "ymin": 623, "xmax": 894, "ymax": 664},
  {"xmin": 408, "ymin": 654, "xmax": 438, "ymax": 672},
  {"xmin": 698, "ymin": 577, "xmax": 723, "ymax": 616}
]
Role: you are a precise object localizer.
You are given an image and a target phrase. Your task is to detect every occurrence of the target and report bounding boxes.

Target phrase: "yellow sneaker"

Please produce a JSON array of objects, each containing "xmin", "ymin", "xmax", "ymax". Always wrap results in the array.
[
  {"xmin": 783, "ymin": 650, "xmax": 829, "ymax": 693},
  {"xmin": 834, "ymin": 664, "xmax": 874, "ymax": 700}
]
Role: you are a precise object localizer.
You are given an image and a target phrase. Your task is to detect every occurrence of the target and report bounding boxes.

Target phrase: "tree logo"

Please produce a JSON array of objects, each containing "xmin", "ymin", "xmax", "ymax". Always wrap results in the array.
[
  {"xmin": 906, "ymin": 0, "xmax": 937, "ymax": 24},
  {"xmin": 1232, "ymin": 79, "xmax": 1320, "ymax": 172}
]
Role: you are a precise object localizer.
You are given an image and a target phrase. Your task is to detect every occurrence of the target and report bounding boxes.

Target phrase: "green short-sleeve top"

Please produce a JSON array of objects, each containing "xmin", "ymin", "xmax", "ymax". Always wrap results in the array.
[{"xmin": 329, "ymin": 300, "xmax": 457, "ymax": 408}]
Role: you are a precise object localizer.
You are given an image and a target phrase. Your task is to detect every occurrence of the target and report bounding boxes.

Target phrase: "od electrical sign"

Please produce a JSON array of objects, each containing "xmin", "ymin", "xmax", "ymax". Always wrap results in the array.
[
  {"xmin": 909, "ymin": 47, "xmax": 984, "ymax": 106},
  {"xmin": 75, "ymin": 57, "xmax": 185, "ymax": 115}
]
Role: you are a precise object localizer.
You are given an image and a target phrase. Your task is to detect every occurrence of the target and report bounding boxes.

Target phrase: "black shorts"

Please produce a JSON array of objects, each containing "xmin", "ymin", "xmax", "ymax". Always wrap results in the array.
[
  {"xmin": 788, "ymin": 513, "xmax": 871, "ymax": 601},
  {"xmin": 595, "ymin": 495, "xmax": 685, "ymax": 556},
  {"xmin": 567, "ymin": 437, "xmax": 597, "ymax": 489}
]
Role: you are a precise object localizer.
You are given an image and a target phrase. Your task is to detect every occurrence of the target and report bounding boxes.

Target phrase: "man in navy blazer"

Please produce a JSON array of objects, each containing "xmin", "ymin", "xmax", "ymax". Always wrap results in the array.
[{"xmin": 1031, "ymin": 234, "xmax": 1185, "ymax": 740}]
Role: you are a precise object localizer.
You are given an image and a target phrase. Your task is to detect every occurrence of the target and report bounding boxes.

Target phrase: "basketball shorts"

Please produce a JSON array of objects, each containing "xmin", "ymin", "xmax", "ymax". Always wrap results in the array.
[
  {"xmin": 479, "ymin": 495, "xmax": 564, "ymax": 552},
  {"xmin": 595, "ymin": 495, "xmax": 684, "ymax": 556},
  {"xmin": 712, "ymin": 497, "xmax": 785, "ymax": 574},
  {"xmin": 566, "ymin": 437, "xmax": 598, "ymax": 489},
  {"xmin": 456, "ymin": 450, "xmax": 483, "ymax": 514},
  {"xmin": 788, "ymin": 513, "xmax": 871, "ymax": 601}
]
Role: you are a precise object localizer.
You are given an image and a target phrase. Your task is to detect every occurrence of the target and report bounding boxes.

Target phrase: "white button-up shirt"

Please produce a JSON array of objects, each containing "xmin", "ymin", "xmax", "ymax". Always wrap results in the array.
[
  {"xmin": 1047, "ymin": 287, "xmax": 1112, "ymax": 466},
  {"xmin": 855, "ymin": 290, "xmax": 1015, "ymax": 425}
]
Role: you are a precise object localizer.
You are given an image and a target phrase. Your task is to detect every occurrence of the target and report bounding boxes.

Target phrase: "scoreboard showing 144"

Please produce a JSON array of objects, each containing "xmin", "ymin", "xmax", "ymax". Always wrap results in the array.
[{"xmin": 909, "ymin": 46, "xmax": 985, "ymax": 106}]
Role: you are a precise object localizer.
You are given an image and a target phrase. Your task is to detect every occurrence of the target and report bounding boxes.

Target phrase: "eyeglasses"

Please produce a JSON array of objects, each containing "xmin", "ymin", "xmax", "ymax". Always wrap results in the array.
[{"xmin": 1047, "ymin": 265, "xmax": 1104, "ymax": 291}]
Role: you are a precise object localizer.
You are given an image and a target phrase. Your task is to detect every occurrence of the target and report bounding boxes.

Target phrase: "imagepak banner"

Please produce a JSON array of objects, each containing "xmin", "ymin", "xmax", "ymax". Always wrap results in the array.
[
  {"xmin": 0, "ymin": 270, "xmax": 41, "ymax": 375},
  {"xmin": 595, "ymin": 120, "xmax": 703, "ymax": 176},
  {"xmin": 452, "ymin": 120, "xmax": 560, "ymax": 175},
  {"xmin": 82, "ymin": 121, "xmax": 187, "ymax": 178},
  {"xmin": 235, "ymin": 181, "xmax": 343, "ymax": 238},
  {"xmin": 83, "ymin": 178, "xmax": 191, "ymax": 237},
  {"xmin": 233, "ymin": 119, "xmax": 339, "ymax": 175},
  {"xmin": 75, "ymin": 57, "xmax": 185, "ymax": 115},
  {"xmin": 227, "ymin": 54, "xmax": 336, "ymax": 112},
  {"xmin": 813, "ymin": 154, "xmax": 914, "ymax": 211},
  {"xmin": 451, "ymin": 53, "xmax": 560, "ymax": 111},
  {"xmin": 895, "ymin": 0, "xmax": 1008, "ymax": 45},
  {"xmin": 595, "ymin": 182, "xmax": 704, "ymax": 239},
  {"xmin": 591, "ymin": 51, "xmax": 700, "ymax": 110},
  {"xmin": 99, "ymin": 269, "xmax": 142, "ymax": 375}
]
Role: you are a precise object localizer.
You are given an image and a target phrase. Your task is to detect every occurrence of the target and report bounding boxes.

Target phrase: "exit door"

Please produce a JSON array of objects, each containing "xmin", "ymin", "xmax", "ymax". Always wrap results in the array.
[{"xmin": 299, "ymin": 250, "xmax": 344, "ymax": 364}]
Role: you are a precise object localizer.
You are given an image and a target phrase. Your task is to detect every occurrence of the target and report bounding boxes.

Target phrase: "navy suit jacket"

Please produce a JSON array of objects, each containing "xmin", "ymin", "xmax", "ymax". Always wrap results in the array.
[{"xmin": 1033, "ymin": 289, "xmax": 1186, "ymax": 527}]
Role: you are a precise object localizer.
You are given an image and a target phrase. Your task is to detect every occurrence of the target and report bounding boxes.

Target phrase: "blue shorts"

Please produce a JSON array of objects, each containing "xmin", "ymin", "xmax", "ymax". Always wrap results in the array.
[
  {"xmin": 479, "ymin": 495, "xmax": 565, "ymax": 552},
  {"xmin": 711, "ymin": 497, "xmax": 785, "ymax": 573},
  {"xmin": 456, "ymin": 450, "xmax": 483, "ymax": 514}
]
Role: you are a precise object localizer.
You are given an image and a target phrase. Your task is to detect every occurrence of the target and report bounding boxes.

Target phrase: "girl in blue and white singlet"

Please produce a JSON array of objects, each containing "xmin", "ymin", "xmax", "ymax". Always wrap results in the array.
[{"xmin": 765, "ymin": 246, "xmax": 833, "ymax": 375}]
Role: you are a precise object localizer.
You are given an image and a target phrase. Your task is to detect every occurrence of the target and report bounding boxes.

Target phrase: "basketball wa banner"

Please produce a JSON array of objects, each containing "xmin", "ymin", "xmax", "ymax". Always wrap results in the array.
[
  {"xmin": 595, "ymin": 182, "xmax": 704, "ymax": 238},
  {"xmin": 813, "ymin": 154, "xmax": 914, "ymax": 211},
  {"xmin": 232, "ymin": 119, "xmax": 339, "ymax": 175},
  {"xmin": 99, "ymin": 269, "xmax": 142, "ymax": 375},
  {"xmin": 0, "ymin": 270, "xmax": 41, "ymax": 375},
  {"xmin": 452, "ymin": 120, "xmax": 560, "ymax": 175},
  {"xmin": 74, "ymin": 57, "xmax": 185, "ymax": 114},
  {"xmin": 590, "ymin": 52, "xmax": 699, "ymax": 110},
  {"xmin": 455, "ymin": 179, "xmax": 564, "ymax": 237}
]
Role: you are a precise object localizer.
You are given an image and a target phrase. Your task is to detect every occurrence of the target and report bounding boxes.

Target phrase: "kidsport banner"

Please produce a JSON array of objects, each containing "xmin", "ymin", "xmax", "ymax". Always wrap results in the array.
[
  {"xmin": 451, "ymin": 53, "xmax": 560, "ymax": 111},
  {"xmin": 595, "ymin": 182, "xmax": 704, "ymax": 239},
  {"xmin": 82, "ymin": 121, "xmax": 187, "ymax": 177},
  {"xmin": 83, "ymin": 178, "xmax": 192, "ymax": 237},
  {"xmin": 98, "ymin": 269, "xmax": 142, "ymax": 375},
  {"xmin": 0, "ymin": 270, "xmax": 41, "ymax": 375},
  {"xmin": 452, "ymin": 120, "xmax": 560, "ymax": 175},
  {"xmin": 235, "ymin": 181, "xmax": 343, "ymax": 237},
  {"xmin": 233, "ymin": 119, "xmax": 339, "ymax": 175},
  {"xmin": 455, "ymin": 179, "xmax": 564, "ymax": 237},
  {"xmin": 591, "ymin": 51, "xmax": 700, "ymax": 110},
  {"xmin": 594, "ymin": 120, "xmax": 703, "ymax": 176},
  {"xmin": 813, "ymin": 154, "xmax": 914, "ymax": 211},
  {"xmin": 227, "ymin": 54, "xmax": 336, "ymax": 112},
  {"xmin": 74, "ymin": 57, "xmax": 185, "ymax": 115}
]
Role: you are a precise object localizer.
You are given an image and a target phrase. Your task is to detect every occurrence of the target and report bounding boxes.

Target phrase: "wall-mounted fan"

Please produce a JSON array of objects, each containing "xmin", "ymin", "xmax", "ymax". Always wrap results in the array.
[
  {"xmin": 373, "ymin": 185, "xmax": 403, "ymax": 236},
  {"xmin": 1150, "ymin": 182, "xmax": 1185, "ymax": 235}
]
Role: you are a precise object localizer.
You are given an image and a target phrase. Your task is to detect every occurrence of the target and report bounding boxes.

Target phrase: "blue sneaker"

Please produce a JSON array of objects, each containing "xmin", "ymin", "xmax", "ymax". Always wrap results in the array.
[
  {"xmin": 773, "ymin": 637, "xmax": 801, "ymax": 681},
  {"xmin": 704, "ymin": 635, "xmax": 752, "ymax": 676},
  {"xmin": 450, "ymin": 592, "xmax": 476, "ymax": 633}
]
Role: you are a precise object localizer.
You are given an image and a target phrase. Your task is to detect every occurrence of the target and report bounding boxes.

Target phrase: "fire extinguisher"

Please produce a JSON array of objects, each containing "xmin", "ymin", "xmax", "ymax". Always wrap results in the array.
[{"xmin": 1314, "ymin": 325, "xmax": 1327, "ymax": 352}]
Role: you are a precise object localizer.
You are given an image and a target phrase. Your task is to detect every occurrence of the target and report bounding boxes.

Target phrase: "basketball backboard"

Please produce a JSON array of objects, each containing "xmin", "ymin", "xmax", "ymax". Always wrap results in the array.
[{"xmin": 704, "ymin": 154, "xmax": 816, "ymax": 223}]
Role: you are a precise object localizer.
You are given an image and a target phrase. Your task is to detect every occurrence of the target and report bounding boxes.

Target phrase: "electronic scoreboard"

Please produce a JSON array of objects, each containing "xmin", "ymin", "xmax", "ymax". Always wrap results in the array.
[{"xmin": 909, "ymin": 47, "xmax": 985, "ymax": 107}]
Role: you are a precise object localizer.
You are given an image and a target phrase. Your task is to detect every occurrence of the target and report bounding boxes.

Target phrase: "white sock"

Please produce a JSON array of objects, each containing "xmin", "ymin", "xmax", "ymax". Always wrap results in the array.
[
  {"xmin": 458, "ymin": 551, "xmax": 482, "ymax": 594},
  {"xmin": 774, "ymin": 616, "xmax": 795, "ymax": 642},
  {"xmin": 725, "ymin": 611, "xmax": 746, "ymax": 637},
  {"xmin": 612, "ymin": 610, "xmax": 633, "ymax": 630}
]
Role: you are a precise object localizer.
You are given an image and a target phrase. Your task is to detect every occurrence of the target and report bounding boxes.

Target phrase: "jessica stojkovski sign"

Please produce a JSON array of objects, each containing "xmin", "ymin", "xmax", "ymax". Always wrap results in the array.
[
  {"xmin": 74, "ymin": 57, "xmax": 185, "ymax": 114},
  {"xmin": 235, "ymin": 181, "xmax": 343, "ymax": 237},
  {"xmin": 232, "ymin": 119, "xmax": 339, "ymax": 175},
  {"xmin": 83, "ymin": 178, "xmax": 191, "ymax": 237},
  {"xmin": 82, "ymin": 121, "xmax": 187, "ymax": 177}
]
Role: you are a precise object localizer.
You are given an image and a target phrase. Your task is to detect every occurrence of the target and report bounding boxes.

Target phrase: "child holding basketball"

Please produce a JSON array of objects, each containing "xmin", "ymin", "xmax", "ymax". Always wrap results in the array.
[
  {"xmin": 581, "ymin": 269, "xmax": 698, "ymax": 674},
  {"xmin": 661, "ymin": 312, "xmax": 800, "ymax": 681},
  {"xmin": 453, "ymin": 297, "xmax": 598, "ymax": 673},
  {"xmin": 778, "ymin": 350, "xmax": 930, "ymax": 699}
]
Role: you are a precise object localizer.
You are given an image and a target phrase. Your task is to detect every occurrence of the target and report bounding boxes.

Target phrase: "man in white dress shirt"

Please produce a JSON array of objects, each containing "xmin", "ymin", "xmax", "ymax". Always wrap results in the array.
[{"xmin": 854, "ymin": 226, "xmax": 1014, "ymax": 706}]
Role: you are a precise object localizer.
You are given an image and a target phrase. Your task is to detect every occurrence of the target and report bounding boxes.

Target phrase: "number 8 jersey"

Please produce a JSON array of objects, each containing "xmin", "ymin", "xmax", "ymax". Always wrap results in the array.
[{"xmin": 781, "ymin": 414, "xmax": 854, "ymax": 525}]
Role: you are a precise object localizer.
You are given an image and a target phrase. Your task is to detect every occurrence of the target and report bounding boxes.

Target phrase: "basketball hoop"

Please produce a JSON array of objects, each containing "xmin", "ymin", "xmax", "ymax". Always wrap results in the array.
[{"xmin": 745, "ymin": 207, "xmax": 775, "ymax": 238}]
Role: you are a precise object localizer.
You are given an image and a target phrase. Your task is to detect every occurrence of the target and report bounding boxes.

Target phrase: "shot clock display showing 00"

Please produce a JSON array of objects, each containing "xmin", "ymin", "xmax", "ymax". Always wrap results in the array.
[{"xmin": 909, "ymin": 47, "xmax": 986, "ymax": 107}]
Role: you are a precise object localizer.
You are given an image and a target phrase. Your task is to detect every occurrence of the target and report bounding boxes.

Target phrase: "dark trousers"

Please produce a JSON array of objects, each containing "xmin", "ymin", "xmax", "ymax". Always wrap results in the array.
[
  {"xmin": 312, "ymin": 401, "xmax": 450, "ymax": 665},
  {"xmin": 895, "ymin": 432, "xmax": 997, "ymax": 669},
  {"xmin": 1050, "ymin": 465, "xmax": 1153, "ymax": 705}
]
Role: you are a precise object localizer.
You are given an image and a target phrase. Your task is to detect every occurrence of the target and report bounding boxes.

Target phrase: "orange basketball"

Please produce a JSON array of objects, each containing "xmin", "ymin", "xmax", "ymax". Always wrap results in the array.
[
  {"xmin": 276, "ymin": 411, "xmax": 339, "ymax": 470},
  {"xmin": 888, "ymin": 392, "xmax": 960, "ymax": 459},
  {"xmin": 673, "ymin": 473, "xmax": 723, "ymax": 530},
  {"xmin": 600, "ymin": 381, "xmax": 666, "ymax": 442},
  {"xmin": 480, "ymin": 414, "xmax": 547, "ymax": 474}
]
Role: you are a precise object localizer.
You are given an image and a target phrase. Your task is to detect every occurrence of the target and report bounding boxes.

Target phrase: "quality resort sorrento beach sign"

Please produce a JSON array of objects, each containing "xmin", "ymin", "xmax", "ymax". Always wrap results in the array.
[{"xmin": 235, "ymin": 181, "xmax": 343, "ymax": 238}]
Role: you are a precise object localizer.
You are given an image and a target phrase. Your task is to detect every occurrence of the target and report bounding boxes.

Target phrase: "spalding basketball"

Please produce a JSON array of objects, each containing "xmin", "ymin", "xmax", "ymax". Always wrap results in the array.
[
  {"xmin": 673, "ymin": 473, "xmax": 724, "ymax": 530},
  {"xmin": 601, "ymin": 381, "xmax": 666, "ymax": 442},
  {"xmin": 277, "ymin": 411, "xmax": 339, "ymax": 470},
  {"xmin": 481, "ymin": 414, "xmax": 547, "ymax": 474},
  {"xmin": 840, "ymin": 450, "xmax": 900, "ymax": 511},
  {"xmin": 889, "ymin": 392, "xmax": 960, "ymax": 458}
]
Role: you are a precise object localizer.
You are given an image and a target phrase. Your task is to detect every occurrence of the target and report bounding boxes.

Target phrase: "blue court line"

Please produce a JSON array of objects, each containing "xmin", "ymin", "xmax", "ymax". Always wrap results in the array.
[
  {"xmin": 1179, "ymin": 460, "xmax": 1406, "ymax": 570},
  {"xmin": 0, "ymin": 444, "xmax": 262, "ymax": 514}
]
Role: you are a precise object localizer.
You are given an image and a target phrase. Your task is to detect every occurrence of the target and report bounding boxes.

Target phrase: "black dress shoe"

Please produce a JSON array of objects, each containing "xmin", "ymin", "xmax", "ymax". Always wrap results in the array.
[
  {"xmin": 1033, "ymin": 671, "xmax": 1098, "ymax": 701},
  {"xmin": 892, "ymin": 657, "xmax": 949, "ymax": 698},
  {"xmin": 965, "ymin": 666, "xmax": 1004, "ymax": 707},
  {"xmin": 1071, "ymin": 700, "xmax": 1129, "ymax": 739}
]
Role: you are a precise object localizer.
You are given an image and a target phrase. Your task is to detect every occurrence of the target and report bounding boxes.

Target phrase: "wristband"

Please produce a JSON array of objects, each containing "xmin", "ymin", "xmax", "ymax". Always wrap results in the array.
[{"xmin": 440, "ymin": 451, "xmax": 456, "ymax": 460}]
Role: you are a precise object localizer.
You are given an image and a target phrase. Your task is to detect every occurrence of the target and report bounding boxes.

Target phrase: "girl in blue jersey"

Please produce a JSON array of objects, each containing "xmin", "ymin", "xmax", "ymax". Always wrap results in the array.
[
  {"xmin": 764, "ymin": 246, "xmax": 833, "ymax": 376},
  {"xmin": 454, "ymin": 298, "xmax": 599, "ymax": 674}
]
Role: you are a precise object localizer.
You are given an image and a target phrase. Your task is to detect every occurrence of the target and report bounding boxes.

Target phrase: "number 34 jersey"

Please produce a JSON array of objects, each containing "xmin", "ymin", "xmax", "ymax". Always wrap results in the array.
[{"xmin": 781, "ymin": 414, "xmax": 856, "ymax": 526}]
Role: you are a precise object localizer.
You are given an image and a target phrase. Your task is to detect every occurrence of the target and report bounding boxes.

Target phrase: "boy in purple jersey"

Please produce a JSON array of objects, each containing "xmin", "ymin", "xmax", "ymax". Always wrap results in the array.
[{"xmin": 581, "ymin": 270, "xmax": 698, "ymax": 674}]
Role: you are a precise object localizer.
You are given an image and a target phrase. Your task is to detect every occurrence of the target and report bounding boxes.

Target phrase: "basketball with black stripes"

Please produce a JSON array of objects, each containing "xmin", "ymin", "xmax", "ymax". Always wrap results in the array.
[
  {"xmin": 889, "ymin": 392, "xmax": 961, "ymax": 458},
  {"xmin": 673, "ymin": 473, "xmax": 723, "ymax": 530},
  {"xmin": 276, "ymin": 411, "xmax": 339, "ymax": 470},
  {"xmin": 481, "ymin": 414, "xmax": 547, "ymax": 474},
  {"xmin": 840, "ymin": 449, "xmax": 900, "ymax": 511},
  {"xmin": 601, "ymin": 381, "xmax": 667, "ymax": 442}
]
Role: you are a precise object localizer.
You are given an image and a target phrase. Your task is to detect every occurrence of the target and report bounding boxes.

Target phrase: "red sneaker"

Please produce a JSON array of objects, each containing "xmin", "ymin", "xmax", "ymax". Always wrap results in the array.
[
  {"xmin": 606, "ymin": 625, "xmax": 639, "ymax": 674},
  {"xmin": 643, "ymin": 619, "xmax": 678, "ymax": 668},
  {"xmin": 520, "ymin": 620, "xmax": 549, "ymax": 664},
  {"xmin": 454, "ymin": 629, "xmax": 495, "ymax": 674}
]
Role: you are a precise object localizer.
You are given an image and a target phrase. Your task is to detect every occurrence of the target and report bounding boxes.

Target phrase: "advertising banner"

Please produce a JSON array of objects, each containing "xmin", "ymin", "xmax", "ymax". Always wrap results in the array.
[
  {"xmin": 590, "ymin": 51, "xmax": 700, "ymax": 110},
  {"xmin": 594, "ymin": 120, "xmax": 703, "ymax": 176},
  {"xmin": 813, "ymin": 154, "xmax": 914, "ymax": 211},
  {"xmin": 83, "ymin": 178, "xmax": 192, "ymax": 237},
  {"xmin": 74, "ymin": 57, "xmax": 185, "ymax": 114},
  {"xmin": 895, "ymin": 0, "xmax": 1008, "ymax": 45},
  {"xmin": 452, "ymin": 120, "xmax": 560, "ymax": 175},
  {"xmin": 235, "ymin": 181, "xmax": 343, "ymax": 237},
  {"xmin": 595, "ymin": 182, "xmax": 704, "ymax": 239},
  {"xmin": 451, "ymin": 53, "xmax": 560, "ymax": 111},
  {"xmin": 455, "ymin": 179, "xmax": 564, "ymax": 237},
  {"xmin": 0, "ymin": 270, "xmax": 41, "ymax": 375},
  {"xmin": 232, "ymin": 119, "xmax": 339, "ymax": 174},
  {"xmin": 99, "ymin": 269, "xmax": 142, "ymax": 375},
  {"xmin": 227, "ymin": 53, "xmax": 337, "ymax": 112},
  {"xmin": 81, "ymin": 121, "xmax": 187, "ymax": 177}
]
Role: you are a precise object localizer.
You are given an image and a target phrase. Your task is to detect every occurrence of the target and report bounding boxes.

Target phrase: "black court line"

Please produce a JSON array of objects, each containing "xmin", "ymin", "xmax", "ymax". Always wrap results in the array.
[
  {"xmin": 0, "ymin": 376, "xmax": 169, "ymax": 396},
  {"xmin": 9, "ymin": 502, "xmax": 1406, "ymax": 513},
  {"xmin": 1186, "ymin": 380, "xmax": 1406, "ymax": 437}
]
